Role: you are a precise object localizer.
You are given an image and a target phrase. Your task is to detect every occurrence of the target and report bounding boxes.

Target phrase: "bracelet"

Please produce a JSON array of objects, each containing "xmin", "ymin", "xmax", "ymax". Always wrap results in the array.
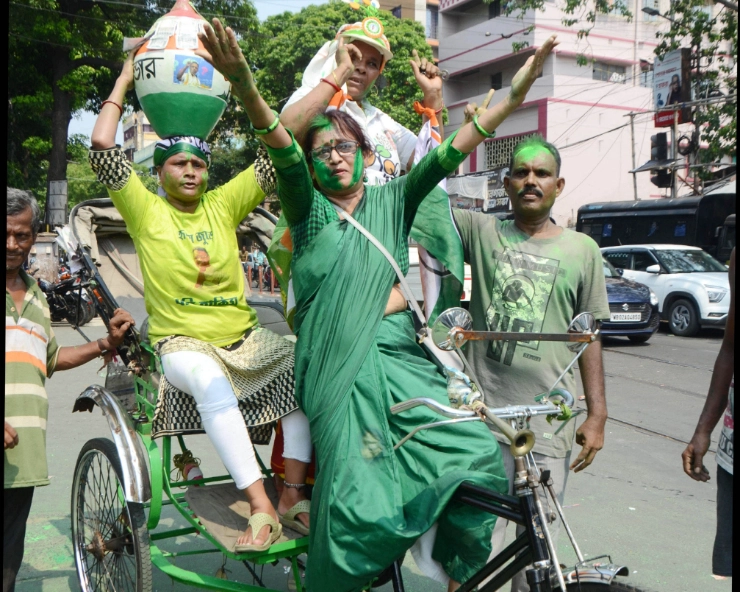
[
  {"xmin": 331, "ymin": 71, "xmax": 342, "ymax": 88},
  {"xmin": 472, "ymin": 114, "xmax": 496, "ymax": 139},
  {"xmin": 320, "ymin": 77, "xmax": 342, "ymax": 93},
  {"xmin": 96, "ymin": 338, "xmax": 110, "ymax": 356},
  {"xmin": 101, "ymin": 100, "xmax": 123, "ymax": 118},
  {"xmin": 251, "ymin": 109, "xmax": 280, "ymax": 136},
  {"xmin": 435, "ymin": 105, "xmax": 445, "ymax": 114}
]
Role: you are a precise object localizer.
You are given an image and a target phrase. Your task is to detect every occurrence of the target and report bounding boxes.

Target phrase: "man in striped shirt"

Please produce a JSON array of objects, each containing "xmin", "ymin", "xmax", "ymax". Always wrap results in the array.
[{"xmin": 4, "ymin": 188, "xmax": 134, "ymax": 592}]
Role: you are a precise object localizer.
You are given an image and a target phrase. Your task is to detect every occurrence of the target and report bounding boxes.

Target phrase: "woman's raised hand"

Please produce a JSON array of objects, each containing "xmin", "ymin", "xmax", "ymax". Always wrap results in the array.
[
  {"xmin": 335, "ymin": 37, "xmax": 361, "ymax": 83},
  {"xmin": 196, "ymin": 18, "xmax": 254, "ymax": 92},
  {"xmin": 119, "ymin": 48, "xmax": 139, "ymax": 91},
  {"xmin": 463, "ymin": 89, "xmax": 495, "ymax": 124},
  {"xmin": 409, "ymin": 49, "xmax": 443, "ymax": 99},
  {"xmin": 509, "ymin": 34, "xmax": 558, "ymax": 106}
]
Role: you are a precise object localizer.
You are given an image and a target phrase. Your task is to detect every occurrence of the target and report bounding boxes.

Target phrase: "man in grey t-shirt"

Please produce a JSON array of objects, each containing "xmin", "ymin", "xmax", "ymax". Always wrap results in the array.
[{"xmin": 453, "ymin": 135, "xmax": 609, "ymax": 591}]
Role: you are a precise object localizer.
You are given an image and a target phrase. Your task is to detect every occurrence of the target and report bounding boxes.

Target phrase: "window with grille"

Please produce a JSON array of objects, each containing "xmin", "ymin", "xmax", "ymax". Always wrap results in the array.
[
  {"xmin": 593, "ymin": 61, "xmax": 626, "ymax": 84},
  {"xmin": 484, "ymin": 133, "xmax": 537, "ymax": 170}
]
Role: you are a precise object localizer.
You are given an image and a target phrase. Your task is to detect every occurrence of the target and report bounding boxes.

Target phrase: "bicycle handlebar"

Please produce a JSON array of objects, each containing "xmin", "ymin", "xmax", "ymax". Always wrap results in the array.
[{"xmin": 391, "ymin": 389, "xmax": 574, "ymax": 435}]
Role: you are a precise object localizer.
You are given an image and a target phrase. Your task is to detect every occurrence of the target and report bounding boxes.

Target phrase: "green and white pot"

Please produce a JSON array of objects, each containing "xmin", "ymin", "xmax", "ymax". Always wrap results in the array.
[{"xmin": 134, "ymin": 0, "xmax": 230, "ymax": 140}]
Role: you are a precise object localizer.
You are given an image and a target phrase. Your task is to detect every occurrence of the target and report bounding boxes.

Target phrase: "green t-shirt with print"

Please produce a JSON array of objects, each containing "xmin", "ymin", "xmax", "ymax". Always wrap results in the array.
[
  {"xmin": 107, "ymin": 166, "xmax": 265, "ymax": 347},
  {"xmin": 453, "ymin": 212, "xmax": 610, "ymax": 457}
]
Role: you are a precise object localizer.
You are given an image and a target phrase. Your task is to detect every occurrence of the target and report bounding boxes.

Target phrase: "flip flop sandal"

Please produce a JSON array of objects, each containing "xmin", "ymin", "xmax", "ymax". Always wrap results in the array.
[
  {"xmin": 234, "ymin": 512, "xmax": 283, "ymax": 554},
  {"xmin": 278, "ymin": 499, "xmax": 311, "ymax": 536}
]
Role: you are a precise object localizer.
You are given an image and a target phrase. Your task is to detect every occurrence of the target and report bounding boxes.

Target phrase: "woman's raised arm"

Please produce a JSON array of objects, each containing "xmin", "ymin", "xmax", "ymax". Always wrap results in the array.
[
  {"xmin": 91, "ymin": 51, "xmax": 136, "ymax": 150},
  {"xmin": 451, "ymin": 35, "xmax": 558, "ymax": 155},
  {"xmin": 280, "ymin": 37, "xmax": 360, "ymax": 142},
  {"xmin": 196, "ymin": 19, "xmax": 291, "ymax": 150}
]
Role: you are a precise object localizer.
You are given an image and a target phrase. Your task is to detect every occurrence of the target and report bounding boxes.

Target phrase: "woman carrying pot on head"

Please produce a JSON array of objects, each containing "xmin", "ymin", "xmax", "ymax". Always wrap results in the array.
[
  {"xmin": 197, "ymin": 17, "xmax": 558, "ymax": 592},
  {"xmin": 88, "ymin": 49, "xmax": 312, "ymax": 553}
]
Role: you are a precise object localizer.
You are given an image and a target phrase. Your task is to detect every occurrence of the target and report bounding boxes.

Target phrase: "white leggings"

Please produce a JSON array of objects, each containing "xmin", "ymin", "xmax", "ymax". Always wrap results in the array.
[{"xmin": 161, "ymin": 351, "xmax": 312, "ymax": 490}]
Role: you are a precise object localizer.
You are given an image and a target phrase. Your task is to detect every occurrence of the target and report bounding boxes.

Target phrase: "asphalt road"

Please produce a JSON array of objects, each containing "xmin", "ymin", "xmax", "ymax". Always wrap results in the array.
[{"xmin": 14, "ymin": 320, "xmax": 731, "ymax": 592}]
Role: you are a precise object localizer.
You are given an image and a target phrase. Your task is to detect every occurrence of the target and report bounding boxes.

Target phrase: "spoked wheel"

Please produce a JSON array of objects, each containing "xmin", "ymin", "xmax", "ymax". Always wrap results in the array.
[{"xmin": 72, "ymin": 438, "xmax": 152, "ymax": 592}]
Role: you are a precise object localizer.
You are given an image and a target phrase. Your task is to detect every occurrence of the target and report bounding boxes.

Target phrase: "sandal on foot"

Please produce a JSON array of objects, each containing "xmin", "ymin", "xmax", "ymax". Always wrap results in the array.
[
  {"xmin": 234, "ymin": 513, "xmax": 283, "ymax": 554},
  {"xmin": 278, "ymin": 499, "xmax": 311, "ymax": 536}
]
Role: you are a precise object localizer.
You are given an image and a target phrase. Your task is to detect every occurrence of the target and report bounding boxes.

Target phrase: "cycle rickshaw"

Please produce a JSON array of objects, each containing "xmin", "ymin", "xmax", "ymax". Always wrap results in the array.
[{"xmin": 62, "ymin": 199, "xmax": 649, "ymax": 592}]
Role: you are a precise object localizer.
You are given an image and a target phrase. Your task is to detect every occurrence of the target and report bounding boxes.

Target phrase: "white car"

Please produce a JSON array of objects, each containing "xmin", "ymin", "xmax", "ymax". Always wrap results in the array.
[{"xmin": 601, "ymin": 244, "xmax": 730, "ymax": 337}]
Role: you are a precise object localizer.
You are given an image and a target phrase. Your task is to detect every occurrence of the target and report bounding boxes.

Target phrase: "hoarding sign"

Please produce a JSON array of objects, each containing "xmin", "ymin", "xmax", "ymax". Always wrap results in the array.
[
  {"xmin": 653, "ymin": 48, "xmax": 691, "ymax": 127},
  {"xmin": 485, "ymin": 165, "xmax": 510, "ymax": 212}
]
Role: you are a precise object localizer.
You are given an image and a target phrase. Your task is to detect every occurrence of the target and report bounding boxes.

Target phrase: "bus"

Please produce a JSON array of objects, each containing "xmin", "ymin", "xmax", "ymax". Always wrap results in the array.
[
  {"xmin": 576, "ymin": 180, "xmax": 736, "ymax": 258},
  {"xmin": 717, "ymin": 213, "xmax": 735, "ymax": 265}
]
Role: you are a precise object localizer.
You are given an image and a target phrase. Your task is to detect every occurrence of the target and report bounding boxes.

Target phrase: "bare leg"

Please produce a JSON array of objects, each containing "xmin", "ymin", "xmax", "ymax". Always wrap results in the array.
[
  {"xmin": 277, "ymin": 459, "xmax": 310, "ymax": 529},
  {"xmin": 258, "ymin": 267, "xmax": 264, "ymax": 295},
  {"xmin": 237, "ymin": 480, "xmax": 279, "ymax": 546},
  {"xmin": 447, "ymin": 579, "xmax": 461, "ymax": 592}
]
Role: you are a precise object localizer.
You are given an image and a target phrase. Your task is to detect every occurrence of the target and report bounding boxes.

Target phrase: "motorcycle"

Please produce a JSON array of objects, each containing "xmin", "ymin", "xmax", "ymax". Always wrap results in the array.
[{"xmin": 38, "ymin": 270, "xmax": 96, "ymax": 326}]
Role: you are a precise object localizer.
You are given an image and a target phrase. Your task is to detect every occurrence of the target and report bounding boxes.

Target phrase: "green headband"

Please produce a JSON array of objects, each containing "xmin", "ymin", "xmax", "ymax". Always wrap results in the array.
[{"xmin": 153, "ymin": 137, "xmax": 212, "ymax": 168}]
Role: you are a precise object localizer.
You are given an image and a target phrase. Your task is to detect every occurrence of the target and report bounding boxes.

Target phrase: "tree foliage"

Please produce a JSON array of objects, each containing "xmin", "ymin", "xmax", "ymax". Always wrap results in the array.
[{"xmin": 8, "ymin": 0, "xmax": 259, "ymax": 209}]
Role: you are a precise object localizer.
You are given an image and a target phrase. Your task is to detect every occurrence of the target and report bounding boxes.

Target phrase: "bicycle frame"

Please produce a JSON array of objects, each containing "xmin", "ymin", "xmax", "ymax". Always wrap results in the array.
[
  {"xmin": 389, "ymin": 309, "xmax": 629, "ymax": 591},
  {"xmin": 69, "ymin": 265, "xmax": 310, "ymax": 590}
]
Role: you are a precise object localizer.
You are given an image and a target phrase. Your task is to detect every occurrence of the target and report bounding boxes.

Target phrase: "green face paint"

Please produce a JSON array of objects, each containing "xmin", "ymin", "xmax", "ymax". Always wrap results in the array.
[
  {"xmin": 513, "ymin": 146, "xmax": 556, "ymax": 171},
  {"xmin": 313, "ymin": 150, "xmax": 364, "ymax": 193},
  {"xmin": 351, "ymin": 149, "xmax": 363, "ymax": 184}
]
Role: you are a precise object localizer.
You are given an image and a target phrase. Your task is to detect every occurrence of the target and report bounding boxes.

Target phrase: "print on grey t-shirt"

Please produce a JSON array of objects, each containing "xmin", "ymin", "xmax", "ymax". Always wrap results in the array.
[{"xmin": 486, "ymin": 247, "xmax": 560, "ymax": 365}]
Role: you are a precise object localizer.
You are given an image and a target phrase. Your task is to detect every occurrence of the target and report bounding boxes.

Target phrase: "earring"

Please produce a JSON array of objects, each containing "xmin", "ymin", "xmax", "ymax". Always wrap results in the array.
[{"xmin": 363, "ymin": 170, "xmax": 368, "ymax": 183}]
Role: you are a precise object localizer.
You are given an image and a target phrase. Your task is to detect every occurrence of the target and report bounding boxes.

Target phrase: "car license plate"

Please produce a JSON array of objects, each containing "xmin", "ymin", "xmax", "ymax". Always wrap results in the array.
[{"xmin": 610, "ymin": 312, "xmax": 642, "ymax": 322}]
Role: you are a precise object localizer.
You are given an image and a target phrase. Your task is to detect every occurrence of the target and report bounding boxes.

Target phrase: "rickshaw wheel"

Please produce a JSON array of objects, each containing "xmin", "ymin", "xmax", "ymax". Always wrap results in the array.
[{"xmin": 72, "ymin": 437, "xmax": 152, "ymax": 592}]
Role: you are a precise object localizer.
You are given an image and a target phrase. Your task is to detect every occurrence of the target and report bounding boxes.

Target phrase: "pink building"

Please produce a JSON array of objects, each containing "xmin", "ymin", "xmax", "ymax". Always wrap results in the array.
[{"xmin": 437, "ymin": 0, "xmax": 677, "ymax": 225}]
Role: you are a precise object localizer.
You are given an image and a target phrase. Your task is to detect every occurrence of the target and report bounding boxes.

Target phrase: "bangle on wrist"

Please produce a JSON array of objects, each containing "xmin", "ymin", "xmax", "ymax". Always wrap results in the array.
[
  {"xmin": 472, "ymin": 114, "xmax": 496, "ymax": 139},
  {"xmin": 320, "ymin": 77, "xmax": 342, "ymax": 93},
  {"xmin": 97, "ymin": 338, "xmax": 111, "ymax": 357},
  {"xmin": 331, "ymin": 70, "xmax": 343, "ymax": 89},
  {"xmin": 434, "ymin": 105, "xmax": 445, "ymax": 115},
  {"xmin": 251, "ymin": 109, "xmax": 280, "ymax": 136},
  {"xmin": 101, "ymin": 100, "xmax": 124, "ymax": 118}
]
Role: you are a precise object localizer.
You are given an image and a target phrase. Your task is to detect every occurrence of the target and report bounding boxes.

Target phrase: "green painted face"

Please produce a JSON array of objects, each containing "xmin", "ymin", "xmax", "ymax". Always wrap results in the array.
[
  {"xmin": 313, "ymin": 150, "xmax": 364, "ymax": 193},
  {"xmin": 506, "ymin": 144, "xmax": 561, "ymax": 220}
]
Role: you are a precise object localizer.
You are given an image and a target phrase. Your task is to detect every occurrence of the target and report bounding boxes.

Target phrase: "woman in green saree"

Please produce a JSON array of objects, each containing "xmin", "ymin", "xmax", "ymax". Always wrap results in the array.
[{"xmin": 197, "ymin": 18, "xmax": 557, "ymax": 592}]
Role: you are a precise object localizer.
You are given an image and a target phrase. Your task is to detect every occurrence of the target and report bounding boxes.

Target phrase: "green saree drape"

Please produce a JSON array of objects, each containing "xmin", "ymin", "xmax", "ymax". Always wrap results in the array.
[{"xmin": 269, "ymin": 134, "xmax": 507, "ymax": 591}]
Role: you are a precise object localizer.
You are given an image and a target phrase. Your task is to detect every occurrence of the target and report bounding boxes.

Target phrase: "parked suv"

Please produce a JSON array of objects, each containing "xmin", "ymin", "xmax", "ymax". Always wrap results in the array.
[{"xmin": 601, "ymin": 245, "xmax": 730, "ymax": 336}]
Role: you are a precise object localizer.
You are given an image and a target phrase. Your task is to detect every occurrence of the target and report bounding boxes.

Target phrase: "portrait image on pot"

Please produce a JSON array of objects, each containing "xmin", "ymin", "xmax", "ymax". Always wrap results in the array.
[{"xmin": 173, "ymin": 55, "xmax": 214, "ymax": 89}]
